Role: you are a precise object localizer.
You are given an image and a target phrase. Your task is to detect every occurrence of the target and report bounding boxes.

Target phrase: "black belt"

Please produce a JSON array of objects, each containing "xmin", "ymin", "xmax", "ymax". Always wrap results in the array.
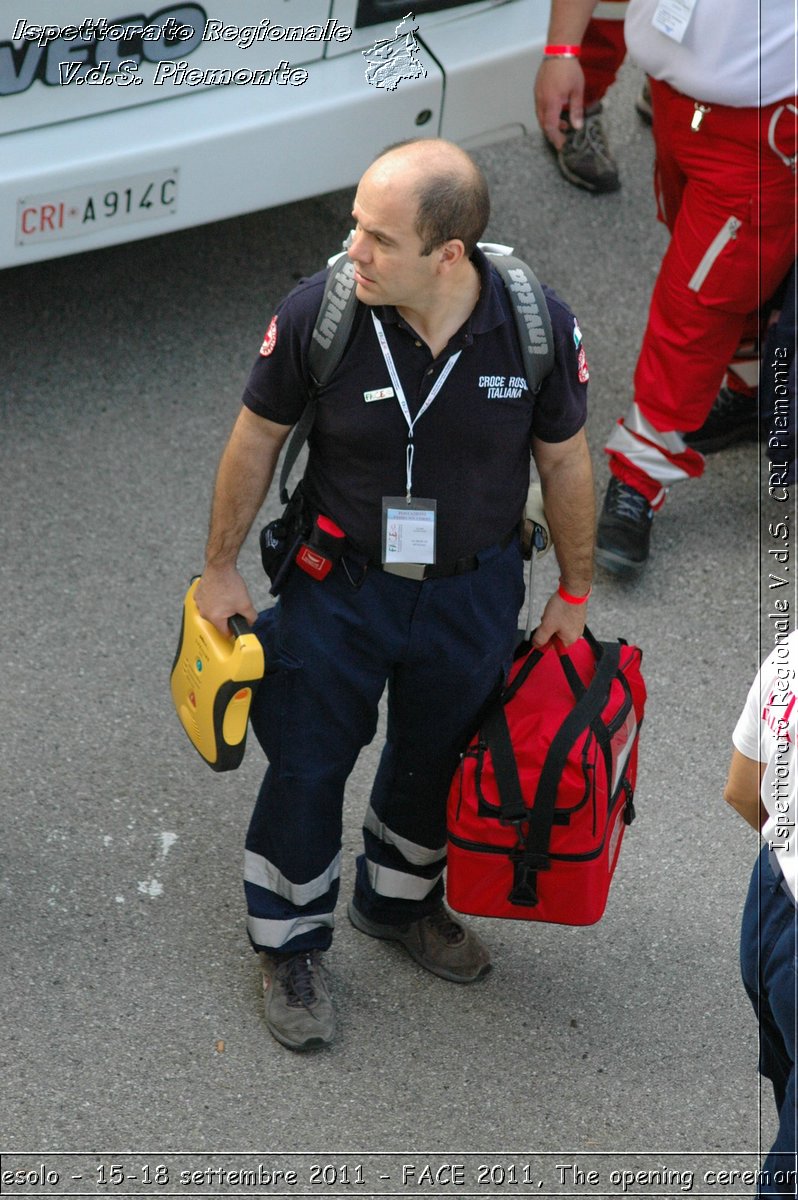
[{"xmin": 375, "ymin": 528, "xmax": 517, "ymax": 581}]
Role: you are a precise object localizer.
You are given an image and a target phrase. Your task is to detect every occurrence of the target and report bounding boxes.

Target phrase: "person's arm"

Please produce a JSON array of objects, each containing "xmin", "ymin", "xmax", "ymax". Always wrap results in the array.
[
  {"xmin": 533, "ymin": 0, "xmax": 599, "ymax": 148},
  {"xmin": 531, "ymin": 427, "xmax": 595, "ymax": 647},
  {"xmin": 194, "ymin": 407, "xmax": 292, "ymax": 636},
  {"xmin": 724, "ymin": 748, "xmax": 767, "ymax": 833}
]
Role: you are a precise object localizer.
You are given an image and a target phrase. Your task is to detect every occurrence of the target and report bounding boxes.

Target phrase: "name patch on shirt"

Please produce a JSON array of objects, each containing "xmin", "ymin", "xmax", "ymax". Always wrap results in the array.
[
  {"xmin": 479, "ymin": 375, "xmax": 529, "ymax": 400},
  {"xmin": 364, "ymin": 387, "xmax": 395, "ymax": 403},
  {"xmin": 652, "ymin": 0, "xmax": 696, "ymax": 43}
]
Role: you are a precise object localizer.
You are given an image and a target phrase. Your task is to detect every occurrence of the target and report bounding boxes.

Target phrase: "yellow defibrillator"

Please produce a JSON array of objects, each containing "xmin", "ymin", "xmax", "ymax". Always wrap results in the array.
[{"xmin": 170, "ymin": 578, "xmax": 265, "ymax": 772}]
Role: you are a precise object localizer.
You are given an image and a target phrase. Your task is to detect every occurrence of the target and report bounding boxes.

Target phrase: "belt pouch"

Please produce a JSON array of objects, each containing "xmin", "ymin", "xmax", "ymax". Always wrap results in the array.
[
  {"xmin": 295, "ymin": 515, "xmax": 347, "ymax": 580},
  {"xmin": 260, "ymin": 483, "xmax": 310, "ymax": 594}
]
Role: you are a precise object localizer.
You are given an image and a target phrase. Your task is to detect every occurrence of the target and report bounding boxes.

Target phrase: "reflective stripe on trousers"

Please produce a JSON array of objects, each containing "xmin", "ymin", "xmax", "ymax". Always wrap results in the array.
[{"xmin": 605, "ymin": 403, "xmax": 705, "ymax": 507}]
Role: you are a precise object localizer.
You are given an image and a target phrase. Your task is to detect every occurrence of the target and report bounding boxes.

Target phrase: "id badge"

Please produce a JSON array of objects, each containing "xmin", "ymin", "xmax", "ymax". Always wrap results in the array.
[
  {"xmin": 652, "ymin": 0, "xmax": 696, "ymax": 43},
  {"xmin": 382, "ymin": 497, "xmax": 437, "ymax": 565}
]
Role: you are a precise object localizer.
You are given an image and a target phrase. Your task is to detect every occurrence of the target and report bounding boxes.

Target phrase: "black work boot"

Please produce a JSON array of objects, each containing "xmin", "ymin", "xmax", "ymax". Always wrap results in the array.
[
  {"xmin": 596, "ymin": 477, "xmax": 654, "ymax": 576},
  {"xmin": 683, "ymin": 386, "xmax": 759, "ymax": 453}
]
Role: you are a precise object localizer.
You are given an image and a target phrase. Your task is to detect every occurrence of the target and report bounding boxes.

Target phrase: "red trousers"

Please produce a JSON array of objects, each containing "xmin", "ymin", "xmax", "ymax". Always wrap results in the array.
[
  {"xmin": 607, "ymin": 78, "xmax": 798, "ymax": 505},
  {"xmin": 581, "ymin": 5, "xmax": 628, "ymax": 109}
]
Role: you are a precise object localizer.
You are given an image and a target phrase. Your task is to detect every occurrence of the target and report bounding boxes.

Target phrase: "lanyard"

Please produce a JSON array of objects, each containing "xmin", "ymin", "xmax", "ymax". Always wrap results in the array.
[{"xmin": 371, "ymin": 311, "xmax": 461, "ymax": 499}]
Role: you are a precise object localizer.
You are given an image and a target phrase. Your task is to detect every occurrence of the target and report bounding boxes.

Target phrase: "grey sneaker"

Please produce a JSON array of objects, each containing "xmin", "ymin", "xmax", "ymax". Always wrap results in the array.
[
  {"xmin": 261, "ymin": 949, "xmax": 335, "ymax": 1051},
  {"xmin": 557, "ymin": 105, "xmax": 620, "ymax": 193},
  {"xmin": 347, "ymin": 899, "xmax": 491, "ymax": 983}
]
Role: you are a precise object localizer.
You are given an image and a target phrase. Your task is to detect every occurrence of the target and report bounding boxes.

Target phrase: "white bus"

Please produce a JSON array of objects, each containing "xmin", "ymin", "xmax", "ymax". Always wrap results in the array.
[{"xmin": 1, "ymin": 1, "xmax": 549, "ymax": 268}]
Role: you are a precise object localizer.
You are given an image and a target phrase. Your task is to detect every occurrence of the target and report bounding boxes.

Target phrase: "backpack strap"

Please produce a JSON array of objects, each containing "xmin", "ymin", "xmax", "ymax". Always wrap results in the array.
[
  {"xmin": 483, "ymin": 250, "xmax": 555, "ymax": 393},
  {"xmin": 277, "ymin": 252, "xmax": 357, "ymax": 504},
  {"xmin": 307, "ymin": 252, "xmax": 358, "ymax": 384}
]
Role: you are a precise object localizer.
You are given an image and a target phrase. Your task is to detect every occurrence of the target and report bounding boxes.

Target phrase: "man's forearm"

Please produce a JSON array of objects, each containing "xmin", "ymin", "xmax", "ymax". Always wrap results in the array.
[
  {"xmin": 204, "ymin": 408, "xmax": 290, "ymax": 572},
  {"xmin": 535, "ymin": 433, "xmax": 595, "ymax": 594},
  {"xmin": 545, "ymin": 0, "xmax": 599, "ymax": 44},
  {"xmin": 195, "ymin": 408, "xmax": 292, "ymax": 634},
  {"xmin": 534, "ymin": 1, "xmax": 599, "ymax": 150},
  {"xmin": 724, "ymin": 749, "xmax": 767, "ymax": 834},
  {"xmin": 528, "ymin": 430, "xmax": 594, "ymax": 647}
]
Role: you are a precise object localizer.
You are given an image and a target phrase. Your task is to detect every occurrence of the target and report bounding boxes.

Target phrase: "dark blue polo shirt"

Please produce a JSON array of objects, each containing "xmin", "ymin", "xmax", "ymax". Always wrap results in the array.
[{"xmin": 243, "ymin": 248, "xmax": 588, "ymax": 564}]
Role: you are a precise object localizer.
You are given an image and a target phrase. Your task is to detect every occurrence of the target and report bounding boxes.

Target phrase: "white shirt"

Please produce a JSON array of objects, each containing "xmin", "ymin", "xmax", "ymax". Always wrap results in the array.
[
  {"xmin": 733, "ymin": 631, "xmax": 798, "ymax": 902},
  {"xmin": 625, "ymin": 0, "xmax": 796, "ymax": 107}
]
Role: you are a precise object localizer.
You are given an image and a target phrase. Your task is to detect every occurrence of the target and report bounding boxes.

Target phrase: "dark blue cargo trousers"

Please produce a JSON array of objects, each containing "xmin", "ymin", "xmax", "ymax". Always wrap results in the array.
[
  {"xmin": 245, "ymin": 536, "xmax": 525, "ymax": 954},
  {"xmin": 741, "ymin": 847, "xmax": 798, "ymax": 1199}
]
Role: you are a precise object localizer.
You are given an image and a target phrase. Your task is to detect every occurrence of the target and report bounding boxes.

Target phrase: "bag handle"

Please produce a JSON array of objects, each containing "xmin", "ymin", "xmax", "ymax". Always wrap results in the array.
[
  {"xmin": 503, "ymin": 625, "xmax": 602, "ymax": 705},
  {"xmin": 480, "ymin": 702, "xmax": 528, "ymax": 822},
  {"xmin": 479, "ymin": 639, "xmax": 574, "ymax": 822},
  {"xmin": 553, "ymin": 625, "xmax": 604, "ymax": 699},
  {"xmin": 526, "ymin": 641, "xmax": 621, "ymax": 845},
  {"xmin": 510, "ymin": 641, "xmax": 621, "ymax": 904},
  {"xmin": 480, "ymin": 636, "xmax": 622, "ymax": 904}
]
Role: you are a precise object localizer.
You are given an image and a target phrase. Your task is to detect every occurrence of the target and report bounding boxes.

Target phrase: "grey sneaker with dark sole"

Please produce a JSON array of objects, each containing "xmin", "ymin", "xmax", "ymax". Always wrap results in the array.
[
  {"xmin": 556, "ymin": 105, "xmax": 620, "ymax": 194},
  {"xmin": 347, "ymin": 899, "xmax": 491, "ymax": 983},
  {"xmin": 261, "ymin": 949, "xmax": 335, "ymax": 1051}
]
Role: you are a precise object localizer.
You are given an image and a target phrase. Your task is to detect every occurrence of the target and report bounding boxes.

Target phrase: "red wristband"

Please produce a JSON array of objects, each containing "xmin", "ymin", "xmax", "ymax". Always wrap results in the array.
[
  {"xmin": 558, "ymin": 580, "xmax": 592, "ymax": 605},
  {"xmin": 544, "ymin": 44, "xmax": 582, "ymax": 57}
]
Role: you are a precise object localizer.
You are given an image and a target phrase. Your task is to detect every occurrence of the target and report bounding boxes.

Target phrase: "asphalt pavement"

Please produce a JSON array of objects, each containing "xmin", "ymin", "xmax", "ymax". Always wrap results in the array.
[{"xmin": 0, "ymin": 58, "xmax": 786, "ymax": 1199}]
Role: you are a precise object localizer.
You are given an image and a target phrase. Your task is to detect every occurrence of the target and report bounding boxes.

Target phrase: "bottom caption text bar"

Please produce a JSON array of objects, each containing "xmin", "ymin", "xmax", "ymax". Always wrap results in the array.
[{"xmin": 0, "ymin": 1154, "xmax": 787, "ymax": 1198}]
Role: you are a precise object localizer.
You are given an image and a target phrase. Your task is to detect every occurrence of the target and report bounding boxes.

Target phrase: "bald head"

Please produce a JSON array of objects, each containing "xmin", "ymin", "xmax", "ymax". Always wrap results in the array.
[{"xmin": 365, "ymin": 138, "xmax": 490, "ymax": 257}]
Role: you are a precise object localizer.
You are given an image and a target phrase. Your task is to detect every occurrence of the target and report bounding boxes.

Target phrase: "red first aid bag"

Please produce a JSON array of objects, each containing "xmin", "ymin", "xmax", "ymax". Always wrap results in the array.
[{"xmin": 447, "ymin": 629, "xmax": 646, "ymax": 926}]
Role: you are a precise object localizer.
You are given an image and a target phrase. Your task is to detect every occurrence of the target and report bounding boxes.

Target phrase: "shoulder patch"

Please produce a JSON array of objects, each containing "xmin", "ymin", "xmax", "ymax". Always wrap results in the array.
[
  {"xmin": 259, "ymin": 315, "xmax": 278, "ymax": 357},
  {"xmin": 577, "ymin": 344, "xmax": 589, "ymax": 384}
]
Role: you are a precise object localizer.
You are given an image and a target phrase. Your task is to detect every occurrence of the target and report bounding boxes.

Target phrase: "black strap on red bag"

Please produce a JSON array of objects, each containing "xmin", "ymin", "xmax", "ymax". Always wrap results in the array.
[{"xmin": 480, "ymin": 629, "xmax": 623, "ymax": 907}]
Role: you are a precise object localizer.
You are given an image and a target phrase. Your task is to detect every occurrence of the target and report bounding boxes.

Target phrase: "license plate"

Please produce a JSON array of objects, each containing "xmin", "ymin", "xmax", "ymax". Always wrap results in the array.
[{"xmin": 16, "ymin": 167, "xmax": 179, "ymax": 247}]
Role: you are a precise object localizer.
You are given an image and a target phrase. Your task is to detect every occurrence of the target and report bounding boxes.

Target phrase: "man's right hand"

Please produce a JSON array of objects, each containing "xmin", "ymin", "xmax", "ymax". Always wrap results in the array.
[
  {"xmin": 194, "ymin": 566, "xmax": 258, "ymax": 638},
  {"xmin": 534, "ymin": 57, "xmax": 586, "ymax": 150}
]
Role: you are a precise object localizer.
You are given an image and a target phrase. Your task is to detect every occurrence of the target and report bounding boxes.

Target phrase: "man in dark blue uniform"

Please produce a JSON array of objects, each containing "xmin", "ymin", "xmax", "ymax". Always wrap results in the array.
[{"xmin": 195, "ymin": 139, "xmax": 595, "ymax": 1051}]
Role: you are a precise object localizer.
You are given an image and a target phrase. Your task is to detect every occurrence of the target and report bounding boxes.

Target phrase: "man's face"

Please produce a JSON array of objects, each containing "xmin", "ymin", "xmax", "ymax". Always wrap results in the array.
[{"xmin": 348, "ymin": 162, "xmax": 438, "ymax": 310}]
